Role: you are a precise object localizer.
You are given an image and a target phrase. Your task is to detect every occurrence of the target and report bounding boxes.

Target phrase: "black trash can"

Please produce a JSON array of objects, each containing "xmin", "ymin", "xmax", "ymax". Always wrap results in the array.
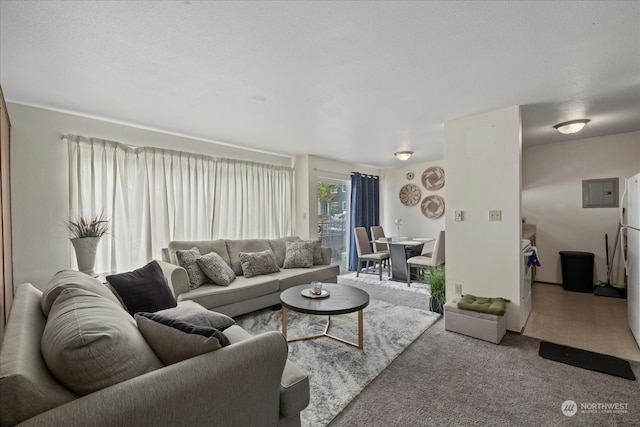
[{"xmin": 559, "ymin": 251, "xmax": 595, "ymax": 293}]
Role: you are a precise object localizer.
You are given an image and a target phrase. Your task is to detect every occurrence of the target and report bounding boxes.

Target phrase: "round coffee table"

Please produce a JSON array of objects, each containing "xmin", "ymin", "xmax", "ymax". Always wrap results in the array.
[{"xmin": 279, "ymin": 283, "xmax": 370, "ymax": 350}]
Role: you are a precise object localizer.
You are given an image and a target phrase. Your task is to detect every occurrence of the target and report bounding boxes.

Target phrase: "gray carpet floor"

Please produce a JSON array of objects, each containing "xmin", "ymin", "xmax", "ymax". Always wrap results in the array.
[{"xmin": 334, "ymin": 276, "xmax": 640, "ymax": 426}]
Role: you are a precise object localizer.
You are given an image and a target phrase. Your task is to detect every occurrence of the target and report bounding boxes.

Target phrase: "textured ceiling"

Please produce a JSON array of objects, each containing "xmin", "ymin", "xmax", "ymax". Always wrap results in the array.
[{"xmin": 1, "ymin": 1, "xmax": 639, "ymax": 167}]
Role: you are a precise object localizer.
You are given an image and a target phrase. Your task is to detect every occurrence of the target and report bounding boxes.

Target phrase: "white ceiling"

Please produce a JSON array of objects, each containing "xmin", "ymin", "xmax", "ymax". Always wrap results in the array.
[{"xmin": 1, "ymin": 1, "xmax": 639, "ymax": 168}]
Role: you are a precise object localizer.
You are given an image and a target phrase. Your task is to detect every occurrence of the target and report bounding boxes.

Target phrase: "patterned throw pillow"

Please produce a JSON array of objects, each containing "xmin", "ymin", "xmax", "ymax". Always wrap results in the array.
[
  {"xmin": 135, "ymin": 312, "xmax": 230, "ymax": 365},
  {"xmin": 307, "ymin": 239, "xmax": 324, "ymax": 265},
  {"xmin": 196, "ymin": 252, "xmax": 236, "ymax": 287},
  {"xmin": 238, "ymin": 250, "xmax": 280, "ymax": 278},
  {"xmin": 283, "ymin": 241, "xmax": 314, "ymax": 268},
  {"xmin": 175, "ymin": 247, "xmax": 209, "ymax": 290}
]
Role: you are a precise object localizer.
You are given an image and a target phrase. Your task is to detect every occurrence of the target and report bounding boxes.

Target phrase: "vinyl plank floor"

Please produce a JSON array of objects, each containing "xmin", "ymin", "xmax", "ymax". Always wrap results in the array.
[{"xmin": 523, "ymin": 282, "xmax": 640, "ymax": 362}]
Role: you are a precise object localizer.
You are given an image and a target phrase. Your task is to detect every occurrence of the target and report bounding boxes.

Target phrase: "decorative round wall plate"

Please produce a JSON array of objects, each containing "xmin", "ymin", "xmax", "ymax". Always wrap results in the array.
[
  {"xmin": 399, "ymin": 184, "xmax": 421, "ymax": 206},
  {"xmin": 421, "ymin": 195, "xmax": 445, "ymax": 218},
  {"xmin": 422, "ymin": 166, "xmax": 445, "ymax": 190},
  {"xmin": 406, "ymin": 172, "xmax": 415, "ymax": 180}
]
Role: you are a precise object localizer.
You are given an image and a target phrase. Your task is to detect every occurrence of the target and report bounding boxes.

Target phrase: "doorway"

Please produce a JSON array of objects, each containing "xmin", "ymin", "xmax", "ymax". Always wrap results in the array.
[{"xmin": 317, "ymin": 178, "xmax": 350, "ymax": 272}]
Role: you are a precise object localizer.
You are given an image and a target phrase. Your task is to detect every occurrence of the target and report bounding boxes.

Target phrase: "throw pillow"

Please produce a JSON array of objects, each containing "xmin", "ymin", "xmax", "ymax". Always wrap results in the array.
[
  {"xmin": 106, "ymin": 261, "xmax": 177, "ymax": 315},
  {"xmin": 41, "ymin": 288, "xmax": 163, "ymax": 396},
  {"xmin": 268, "ymin": 236, "xmax": 301, "ymax": 267},
  {"xmin": 238, "ymin": 250, "xmax": 280, "ymax": 278},
  {"xmin": 156, "ymin": 300, "xmax": 236, "ymax": 331},
  {"xmin": 310, "ymin": 239, "xmax": 324, "ymax": 265},
  {"xmin": 175, "ymin": 247, "xmax": 210, "ymax": 289},
  {"xmin": 41, "ymin": 269, "xmax": 123, "ymax": 317},
  {"xmin": 135, "ymin": 312, "xmax": 230, "ymax": 365},
  {"xmin": 196, "ymin": 251, "xmax": 236, "ymax": 286},
  {"xmin": 283, "ymin": 241, "xmax": 314, "ymax": 268}
]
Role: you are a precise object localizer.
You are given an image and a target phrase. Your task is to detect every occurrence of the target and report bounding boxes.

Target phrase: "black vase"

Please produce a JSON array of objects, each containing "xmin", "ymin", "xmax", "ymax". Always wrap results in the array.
[{"xmin": 430, "ymin": 297, "xmax": 443, "ymax": 314}]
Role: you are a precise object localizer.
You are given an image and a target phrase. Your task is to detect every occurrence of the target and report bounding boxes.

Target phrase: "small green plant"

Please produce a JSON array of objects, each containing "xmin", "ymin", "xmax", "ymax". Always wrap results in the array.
[
  {"xmin": 68, "ymin": 213, "xmax": 110, "ymax": 238},
  {"xmin": 424, "ymin": 265, "xmax": 446, "ymax": 313}
]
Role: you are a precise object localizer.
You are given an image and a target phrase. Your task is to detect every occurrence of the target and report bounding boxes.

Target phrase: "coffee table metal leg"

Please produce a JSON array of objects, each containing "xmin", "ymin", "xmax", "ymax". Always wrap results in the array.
[
  {"xmin": 284, "ymin": 310, "xmax": 365, "ymax": 350},
  {"xmin": 282, "ymin": 306, "xmax": 288, "ymax": 338},
  {"xmin": 358, "ymin": 309, "xmax": 363, "ymax": 349}
]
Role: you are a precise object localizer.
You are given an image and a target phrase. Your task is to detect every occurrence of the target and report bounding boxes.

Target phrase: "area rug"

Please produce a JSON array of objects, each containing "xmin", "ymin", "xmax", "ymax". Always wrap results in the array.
[
  {"xmin": 539, "ymin": 341, "xmax": 636, "ymax": 380},
  {"xmin": 339, "ymin": 272, "xmax": 431, "ymax": 295},
  {"xmin": 235, "ymin": 299, "xmax": 439, "ymax": 427}
]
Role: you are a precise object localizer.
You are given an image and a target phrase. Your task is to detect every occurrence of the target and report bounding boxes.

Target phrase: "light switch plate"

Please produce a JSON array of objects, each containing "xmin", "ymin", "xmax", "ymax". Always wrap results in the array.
[
  {"xmin": 454, "ymin": 283, "xmax": 462, "ymax": 295},
  {"xmin": 454, "ymin": 210, "xmax": 463, "ymax": 221},
  {"xmin": 489, "ymin": 210, "xmax": 502, "ymax": 221}
]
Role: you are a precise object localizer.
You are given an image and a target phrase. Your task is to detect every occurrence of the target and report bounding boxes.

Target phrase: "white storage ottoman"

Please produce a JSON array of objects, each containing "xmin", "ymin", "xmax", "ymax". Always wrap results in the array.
[{"xmin": 444, "ymin": 299, "xmax": 506, "ymax": 344}]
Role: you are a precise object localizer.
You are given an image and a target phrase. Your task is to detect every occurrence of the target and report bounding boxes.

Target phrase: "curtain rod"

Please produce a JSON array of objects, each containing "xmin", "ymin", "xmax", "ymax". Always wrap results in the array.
[{"xmin": 313, "ymin": 168, "xmax": 351, "ymax": 177}]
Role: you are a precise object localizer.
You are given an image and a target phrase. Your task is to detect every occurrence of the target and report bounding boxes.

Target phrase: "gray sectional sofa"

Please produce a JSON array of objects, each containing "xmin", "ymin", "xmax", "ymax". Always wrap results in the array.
[
  {"xmin": 0, "ymin": 271, "xmax": 310, "ymax": 427},
  {"xmin": 160, "ymin": 237, "xmax": 340, "ymax": 317}
]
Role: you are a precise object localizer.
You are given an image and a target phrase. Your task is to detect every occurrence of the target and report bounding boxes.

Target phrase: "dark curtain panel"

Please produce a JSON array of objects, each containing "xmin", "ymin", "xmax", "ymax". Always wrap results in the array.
[{"xmin": 348, "ymin": 173, "xmax": 380, "ymax": 271}]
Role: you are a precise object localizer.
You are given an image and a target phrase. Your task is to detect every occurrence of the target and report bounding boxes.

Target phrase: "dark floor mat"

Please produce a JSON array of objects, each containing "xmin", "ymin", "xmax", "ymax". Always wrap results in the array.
[{"xmin": 539, "ymin": 341, "xmax": 636, "ymax": 380}]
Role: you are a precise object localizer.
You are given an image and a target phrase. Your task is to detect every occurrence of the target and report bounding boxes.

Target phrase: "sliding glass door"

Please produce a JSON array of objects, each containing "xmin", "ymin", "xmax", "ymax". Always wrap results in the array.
[{"xmin": 317, "ymin": 179, "xmax": 350, "ymax": 271}]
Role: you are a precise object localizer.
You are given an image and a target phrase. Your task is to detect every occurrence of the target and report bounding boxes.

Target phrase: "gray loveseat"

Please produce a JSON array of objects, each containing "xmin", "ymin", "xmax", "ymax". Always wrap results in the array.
[
  {"xmin": 0, "ymin": 271, "xmax": 310, "ymax": 427},
  {"xmin": 160, "ymin": 237, "xmax": 340, "ymax": 317}
]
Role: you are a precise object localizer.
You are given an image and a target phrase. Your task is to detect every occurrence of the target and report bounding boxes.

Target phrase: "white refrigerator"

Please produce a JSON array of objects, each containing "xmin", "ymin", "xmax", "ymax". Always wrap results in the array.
[{"xmin": 622, "ymin": 173, "xmax": 640, "ymax": 347}]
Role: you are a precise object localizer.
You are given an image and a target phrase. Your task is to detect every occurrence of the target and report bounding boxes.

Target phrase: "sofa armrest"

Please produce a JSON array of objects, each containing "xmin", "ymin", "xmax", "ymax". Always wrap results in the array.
[
  {"xmin": 19, "ymin": 331, "xmax": 288, "ymax": 427},
  {"xmin": 155, "ymin": 260, "xmax": 190, "ymax": 297},
  {"xmin": 321, "ymin": 247, "xmax": 333, "ymax": 265}
]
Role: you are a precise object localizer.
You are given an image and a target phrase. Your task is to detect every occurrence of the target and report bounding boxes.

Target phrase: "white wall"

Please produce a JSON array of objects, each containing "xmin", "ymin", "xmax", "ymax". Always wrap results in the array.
[
  {"xmin": 445, "ymin": 106, "xmax": 523, "ymax": 331},
  {"xmin": 522, "ymin": 131, "xmax": 640, "ymax": 286},
  {"xmin": 8, "ymin": 103, "xmax": 293, "ymax": 289},
  {"xmin": 381, "ymin": 160, "xmax": 446, "ymax": 251}
]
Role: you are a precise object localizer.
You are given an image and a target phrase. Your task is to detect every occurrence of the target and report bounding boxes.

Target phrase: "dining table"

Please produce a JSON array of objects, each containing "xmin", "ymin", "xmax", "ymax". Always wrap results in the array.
[{"xmin": 372, "ymin": 237, "xmax": 435, "ymax": 282}]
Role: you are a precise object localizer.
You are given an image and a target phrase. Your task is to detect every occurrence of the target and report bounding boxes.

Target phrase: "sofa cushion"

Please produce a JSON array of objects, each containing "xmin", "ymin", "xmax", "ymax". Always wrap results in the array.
[
  {"xmin": 156, "ymin": 300, "xmax": 236, "ymax": 331},
  {"xmin": 176, "ymin": 247, "xmax": 210, "ymax": 289},
  {"xmin": 41, "ymin": 288, "xmax": 163, "ymax": 396},
  {"xmin": 41, "ymin": 269, "xmax": 122, "ymax": 317},
  {"xmin": 273, "ymin": 264, "xmax": 341, "ymax": 291},
  {"xmin": 177, "ymin": 275, "xmax": 280, "ymax": 309},
  {"xmin": 135, "ymin": 312, "xmax": 230, "ymax": 365},
  {"xmin": 268, "ymin": 236, "xmax": 301, "ymax": 267},
  {"xmin": 0, "ymin": 284, "xmax": 78, "ymax": 427},
  {"xmin": 239, "ymin": 250, "xmax": 281, "ymax": 278},
  {"xmin": 196, "ymin": 251, "xmax": 236, "ymax": 286},
  {"xmin": 168, "ymin": 239, "xmax": 230, "ymax": 266},
  {"xmin": 106, "ymin": 261, "xmax": 177, "ymax": 315},
  {"xmin": 283, "ymin": 241, "xmax": 314, "ymax": 269},
  {"xmin": 226, "ymin": 239, "xmax": 273, "ymax": 275}
]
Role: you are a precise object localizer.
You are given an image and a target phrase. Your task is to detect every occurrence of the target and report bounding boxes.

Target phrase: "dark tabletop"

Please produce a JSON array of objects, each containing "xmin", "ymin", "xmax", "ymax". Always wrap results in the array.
[{"xmin": 280, "ymin": 283, "xmax": 370, "ymax": 315}]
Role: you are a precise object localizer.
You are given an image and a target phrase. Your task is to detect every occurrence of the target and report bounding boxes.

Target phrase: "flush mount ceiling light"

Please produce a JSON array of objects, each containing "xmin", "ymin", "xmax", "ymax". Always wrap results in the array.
[
  {"xmin": 394, "ymin": 151, "xmax": 413, "ymax": 161},
  {"xmin": 553, "ymin": 119, "xmax": 590, "ymax": 135}
]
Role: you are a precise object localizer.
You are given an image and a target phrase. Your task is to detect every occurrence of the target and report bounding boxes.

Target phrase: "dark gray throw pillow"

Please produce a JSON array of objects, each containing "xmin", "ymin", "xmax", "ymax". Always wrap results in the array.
[
  {"xmin": 105, "ymin": 261, "xmax": 177, "ymax": 315},
  {"xmin": 156, "ymin": 302, "xmax": 235, "ymax": 331},
  {"xmin": 239, "ymin": 250, "xmax": 280, "ymax": 278}
]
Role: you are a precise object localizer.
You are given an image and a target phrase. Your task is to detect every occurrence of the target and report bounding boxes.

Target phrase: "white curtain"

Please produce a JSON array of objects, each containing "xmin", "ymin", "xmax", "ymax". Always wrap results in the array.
[{"xmin": 66, "ymin": 135, "xmax": 295, "ymax": 273}]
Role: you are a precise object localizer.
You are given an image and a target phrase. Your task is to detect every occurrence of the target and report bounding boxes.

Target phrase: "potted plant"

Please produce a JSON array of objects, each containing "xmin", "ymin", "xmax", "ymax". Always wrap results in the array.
[
  {"xmin": 425, "ymin": 266, "xmax": 446, "ymax": 314},
  {"xmin": 68, "ymin": 213, "xmax": 110, "ymax": 277}
]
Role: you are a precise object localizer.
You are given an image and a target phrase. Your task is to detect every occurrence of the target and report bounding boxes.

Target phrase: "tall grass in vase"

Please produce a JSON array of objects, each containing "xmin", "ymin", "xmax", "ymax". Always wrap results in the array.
[{"xmin": 68, "ymin": 213, "xmax": 110, "ymax": 277}]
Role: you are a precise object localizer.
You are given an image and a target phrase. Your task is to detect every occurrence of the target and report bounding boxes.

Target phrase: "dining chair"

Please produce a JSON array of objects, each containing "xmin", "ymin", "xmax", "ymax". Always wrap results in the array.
[
  {"xmin": 370, "ymin": 225, "xmax": 391, "ymax": 270},
  {"xmin": 405, "ymin": 230, "xmax": 445, "ymax": 286},
  {"xmin": 354, "ymin": 227, "xmax": 390, "ymax": 280},
  {"xmin": 370, "ymin": 226, "xmax": 389, "ymax": 252}
]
